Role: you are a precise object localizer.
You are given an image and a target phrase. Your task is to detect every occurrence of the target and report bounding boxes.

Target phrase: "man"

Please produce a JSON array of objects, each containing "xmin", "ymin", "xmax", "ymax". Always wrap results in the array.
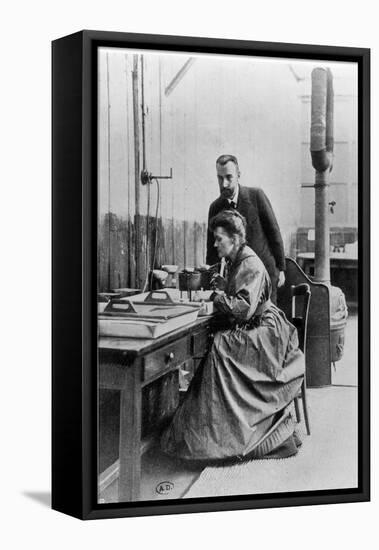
[{"xmin": 206, "ymin": 154, "xmax": 285, "ymax": 303}]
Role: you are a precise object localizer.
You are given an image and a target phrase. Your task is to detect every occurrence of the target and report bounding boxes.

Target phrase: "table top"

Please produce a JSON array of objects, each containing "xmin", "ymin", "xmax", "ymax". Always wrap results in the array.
[
  {"xmin": 297, "ymin": 252, "xmax": 358, "ymax": 261},
  {"xmin": 98, "ymin": 316, "xmax": 211, "ymax": 356}
]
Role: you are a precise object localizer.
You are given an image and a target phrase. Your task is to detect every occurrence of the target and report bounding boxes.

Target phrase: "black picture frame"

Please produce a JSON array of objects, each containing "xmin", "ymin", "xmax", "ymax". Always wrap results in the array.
[{"xmin": 52, "ymin": 30, "xmax": 370, "ymax": 520}]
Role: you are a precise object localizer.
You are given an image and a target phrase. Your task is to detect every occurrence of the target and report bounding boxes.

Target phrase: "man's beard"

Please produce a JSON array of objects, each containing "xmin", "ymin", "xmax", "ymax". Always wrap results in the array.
[{"xmin": 221, "ymin": 189, "xmax": 234, "ymax": 198}]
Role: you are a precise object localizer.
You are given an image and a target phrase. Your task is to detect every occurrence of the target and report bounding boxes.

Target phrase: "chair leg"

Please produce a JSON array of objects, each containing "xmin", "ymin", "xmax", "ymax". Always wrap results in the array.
[
  {"xmin": 301, "ymin": 382, "xmax": 311, "ymax": 435},
  {"xmin": 294, "ymin": 396, "xmax": 301, "ymax": 423}
]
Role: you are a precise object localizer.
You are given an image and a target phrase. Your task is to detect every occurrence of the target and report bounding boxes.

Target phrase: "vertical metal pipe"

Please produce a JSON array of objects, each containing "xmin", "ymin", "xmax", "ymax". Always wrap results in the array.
[
  {"xmin": 140, "ymin": 55, "xmax": 147, "ymax": 171},
  {"xmin": 310, "ymin": 67, "xmax": 334, "ymax": 284},
  {"xmin": 325, "ymin": 68, "xmax": 334, "ymax": 155},
  {"xmin": 124, "ymin": 54, "xmax": 134, "ymax": 287},
  {"xmin": 132, "ymin": 55, "xmax": 141, "ymax": 286},
  {"xmin": 310, "ymin": 68, "xmax": 328, "ymax": 157},
  {"xmin": 314, "ymin": 171, "xmax": 330, "ymax": 282},
  {"xmin": 141, "ymin": 55, "xmax": 150, "ymax": 276},
  {"xmin": 106, "ymin": 53, "xmax": 112, "ymax": 291}
]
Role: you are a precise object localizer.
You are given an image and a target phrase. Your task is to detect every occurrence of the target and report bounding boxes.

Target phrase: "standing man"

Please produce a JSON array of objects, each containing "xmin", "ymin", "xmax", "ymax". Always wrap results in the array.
[{"xmin": 206, "ymin": 154, "xmax": 286, "ymax": 303}]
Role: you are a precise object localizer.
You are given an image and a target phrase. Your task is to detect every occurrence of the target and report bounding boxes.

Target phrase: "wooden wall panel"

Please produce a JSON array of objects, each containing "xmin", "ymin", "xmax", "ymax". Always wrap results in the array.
[{"xmin": 98, "ymin": 212, "xmax": 208, "ymax": 291}]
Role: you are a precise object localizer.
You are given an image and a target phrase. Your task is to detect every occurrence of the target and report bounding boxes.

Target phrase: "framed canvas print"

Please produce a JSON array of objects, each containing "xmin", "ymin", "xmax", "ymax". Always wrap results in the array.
[{"xmin": 52, "ymin": 30, "xmax": 370, "ymax": 519}]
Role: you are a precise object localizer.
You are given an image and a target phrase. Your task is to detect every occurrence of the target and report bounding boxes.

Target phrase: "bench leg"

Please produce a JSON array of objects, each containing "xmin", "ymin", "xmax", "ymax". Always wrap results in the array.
[{"xmin": 118, "ymin": 360, "xmax": 142, "ymax": 502}]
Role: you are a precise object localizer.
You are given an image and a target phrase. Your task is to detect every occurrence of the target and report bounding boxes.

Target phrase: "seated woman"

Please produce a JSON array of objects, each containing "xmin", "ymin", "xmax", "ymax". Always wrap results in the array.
[{"xmin": 161, "ymin": 210, "xmax": 305, "ymax": 462}]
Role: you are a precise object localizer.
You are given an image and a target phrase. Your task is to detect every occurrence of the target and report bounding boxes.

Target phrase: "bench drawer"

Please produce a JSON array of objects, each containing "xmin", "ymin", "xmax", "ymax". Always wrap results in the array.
[{"xmin": 143, "ymin": 336, "xmax": 190, "ymax": 382}]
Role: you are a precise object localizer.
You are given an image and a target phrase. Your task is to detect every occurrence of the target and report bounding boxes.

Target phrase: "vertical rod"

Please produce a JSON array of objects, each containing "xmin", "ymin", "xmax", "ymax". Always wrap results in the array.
[
  {"xmin": 132, "ymin": 55, "xmax": 141, "ymax": 287},
  {"xmin": 159, "ymin": 59, "xmax": 162, "ymax": 178},
  {"xmin": 141, "ymin": 55, "xmax": 150, "ymax": 275},
  {"xmin": 125, "ymin": 54, "xmax": 133, "ymax": 287},
  {"xmin": 140, "ymin": 55, "xmax": 147, "ymax": 171},
  {"xmin": 106, "ymin": 53, "xmax": 111, "ymax": 291},
  {"xmin": 314, "ymin": 172, "xmax": 330, "ymax": 283}
]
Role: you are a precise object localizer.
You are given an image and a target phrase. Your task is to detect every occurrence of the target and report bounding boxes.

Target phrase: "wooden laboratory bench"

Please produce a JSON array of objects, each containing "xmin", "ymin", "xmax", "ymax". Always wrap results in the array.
[{"xmin": 98, "ymin": 316, "xmax": 213, "ymax": 503}]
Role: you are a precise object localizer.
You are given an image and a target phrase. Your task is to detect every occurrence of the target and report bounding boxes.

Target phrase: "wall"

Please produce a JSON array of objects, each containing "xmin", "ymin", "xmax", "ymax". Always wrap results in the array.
[{"xmin": 98, "ymin": 49, "xmax": 303, "ymax": 291}]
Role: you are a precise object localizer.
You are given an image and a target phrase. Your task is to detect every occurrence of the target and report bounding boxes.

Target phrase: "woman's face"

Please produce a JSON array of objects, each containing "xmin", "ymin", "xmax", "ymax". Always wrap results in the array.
[{"xmin": 213, "ymin": 227, "xmax": 236, "ymax": 258}]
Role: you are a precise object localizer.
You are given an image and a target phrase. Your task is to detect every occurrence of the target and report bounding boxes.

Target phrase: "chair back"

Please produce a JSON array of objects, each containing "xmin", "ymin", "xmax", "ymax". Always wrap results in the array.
[{"xmin": 291, "ymin": 283, "xmax": 311, "ymax": 354}]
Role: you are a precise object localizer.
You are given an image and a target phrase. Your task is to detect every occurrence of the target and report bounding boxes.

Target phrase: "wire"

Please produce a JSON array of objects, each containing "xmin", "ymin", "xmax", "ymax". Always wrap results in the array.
[
  {"xmin": 141, "ymin": 182, "xmax": 150, "ymax": 293},
  {"xmin": 149, "ymin": 178, "xmax": 160, "ymax": 290},
  {"xmin": 142, "ymin": 178, "xmax": 160, "ymax": 293}
]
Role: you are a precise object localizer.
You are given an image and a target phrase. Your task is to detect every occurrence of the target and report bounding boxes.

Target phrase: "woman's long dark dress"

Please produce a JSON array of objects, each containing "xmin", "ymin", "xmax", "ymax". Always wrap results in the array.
[{"xmin": 161, "ymin": 245, "xmax": 305, "ymax": 461}]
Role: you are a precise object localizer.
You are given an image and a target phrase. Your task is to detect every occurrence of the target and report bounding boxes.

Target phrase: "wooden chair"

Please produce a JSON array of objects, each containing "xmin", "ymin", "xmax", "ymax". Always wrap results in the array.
[{"xmin": 291, "ymin": 283, "xmax": 311, "ymax": 435}]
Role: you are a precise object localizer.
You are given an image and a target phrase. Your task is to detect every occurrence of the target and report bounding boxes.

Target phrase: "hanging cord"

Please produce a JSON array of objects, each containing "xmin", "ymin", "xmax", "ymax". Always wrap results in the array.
[
  {"xmin": 141, "ymin": 182, "xmax": 151, "ymax": 292},
  {"xmin": 142, "ymin": 178, "xmax": 160, "ymax": 292},
  {"xmin": 149, "ymin": 178, "xmax": 160, "ymax": 290}
]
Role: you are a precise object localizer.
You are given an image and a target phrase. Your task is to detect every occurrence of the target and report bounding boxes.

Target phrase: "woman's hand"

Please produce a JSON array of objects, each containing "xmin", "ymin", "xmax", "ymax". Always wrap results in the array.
[
  {"xmin": 278, "ymin": 270, "xmax": 286, "ymax": 288},
  {"xmin": 210, "ymin": 273, "xmax": 226, "ymax": 291},
  {"xmin": 209, "ymin": 289, "xmax": 225, "ymax": 302}
]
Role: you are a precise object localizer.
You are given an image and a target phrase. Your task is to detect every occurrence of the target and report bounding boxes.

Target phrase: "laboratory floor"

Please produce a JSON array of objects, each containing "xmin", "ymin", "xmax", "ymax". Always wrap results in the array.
[
  {"xmin": 100, "ymin": 312, "xmax": 358, "ymax": 503},
  {"xmin": 184, "ymin": 311, "xmax": 358, "ymax": 498}
]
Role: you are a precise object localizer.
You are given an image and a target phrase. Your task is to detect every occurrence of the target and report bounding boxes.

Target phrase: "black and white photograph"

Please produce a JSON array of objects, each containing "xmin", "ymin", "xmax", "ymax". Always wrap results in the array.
[
  {"xmin": 97, "ymin": 46, "xmax": 361, "ymax": 504},
  {"xmin": 4, "ymin": 0, "xmax": 378, "ymax": 544}
]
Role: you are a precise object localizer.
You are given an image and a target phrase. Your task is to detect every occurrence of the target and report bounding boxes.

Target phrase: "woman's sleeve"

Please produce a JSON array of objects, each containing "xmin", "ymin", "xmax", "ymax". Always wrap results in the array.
[{"xmin": 213, "ymin": 259, "xmax": 266, "ymax": 321}]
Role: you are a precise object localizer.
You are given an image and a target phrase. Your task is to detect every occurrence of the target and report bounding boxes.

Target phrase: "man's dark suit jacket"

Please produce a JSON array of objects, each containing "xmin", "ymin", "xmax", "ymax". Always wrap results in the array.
[{"xmin": 206, "ymin": 185, "xmax": 285, "ymax": 303}]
